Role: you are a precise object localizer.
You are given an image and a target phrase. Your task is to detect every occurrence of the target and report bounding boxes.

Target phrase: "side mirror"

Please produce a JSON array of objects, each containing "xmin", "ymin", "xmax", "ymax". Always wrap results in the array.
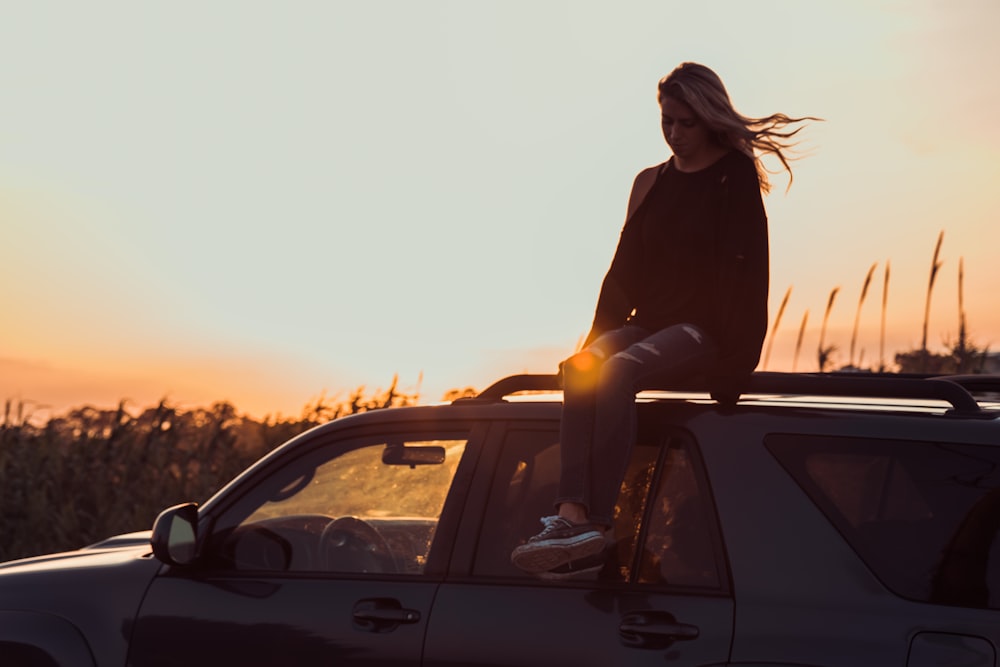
[{"xmin": 151, "ymin": 502, "xmax": 200, "ymax": 566}]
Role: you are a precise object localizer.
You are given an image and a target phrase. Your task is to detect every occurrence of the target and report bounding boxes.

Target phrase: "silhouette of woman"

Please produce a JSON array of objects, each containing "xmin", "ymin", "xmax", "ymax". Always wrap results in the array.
[{"xmin": 512, "ymin": 62, "xmax": 817, "ymax": 577}]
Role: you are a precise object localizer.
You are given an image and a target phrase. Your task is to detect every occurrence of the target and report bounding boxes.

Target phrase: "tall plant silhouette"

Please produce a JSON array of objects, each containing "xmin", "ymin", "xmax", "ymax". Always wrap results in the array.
[
  {"xmin": 763, "ymin": 286, "xmax": 792, "ymax": 370},
  {"xmin": 921, "ymin": 231, "xmax": 944, "ymax": 365},
  {"xmin": 794, "ymin": 310, "xmax": 809, "ymax": 372},
  {"xmin": 879, "ymin": 261, "xmax": 891, "ymax": 372},
  {"xmin": 957, "ymin": 257, "xmax": 967, "ymax": 353},
  {"xmin": 817, "ymin": 287, "xmax": 839, "ymax": 372},
  {"xmin": 950, "ymin": 256, "xmax": 987, "ymax": 372},
  {"xmin": 849, "ymin": 263, "xmax": 877, "ymax": 369}
]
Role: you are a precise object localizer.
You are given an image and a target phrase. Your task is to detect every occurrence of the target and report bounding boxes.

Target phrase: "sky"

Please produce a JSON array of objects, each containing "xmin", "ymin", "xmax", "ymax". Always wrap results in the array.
[{"xmin": 2, "ymin": 0, "xmax": 999, "ymax": 421}]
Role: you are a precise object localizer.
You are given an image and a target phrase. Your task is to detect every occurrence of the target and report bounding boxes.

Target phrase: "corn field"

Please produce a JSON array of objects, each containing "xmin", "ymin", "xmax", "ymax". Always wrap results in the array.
[{"xmin": 0, "ymin": 381, "xmax": 420, "ymax": 563}]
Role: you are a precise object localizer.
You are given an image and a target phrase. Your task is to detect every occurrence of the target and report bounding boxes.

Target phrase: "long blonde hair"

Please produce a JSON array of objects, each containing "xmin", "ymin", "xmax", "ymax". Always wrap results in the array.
[{"xmin": 658, "ymin": 62, "xmax": 818, "ymax": 194}]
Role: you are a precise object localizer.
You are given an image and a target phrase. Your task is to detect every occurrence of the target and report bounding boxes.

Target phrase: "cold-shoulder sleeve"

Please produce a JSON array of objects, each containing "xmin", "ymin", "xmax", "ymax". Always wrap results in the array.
[{"xmin": 582, "ymin": 166, "xmax": 660, "ymax": 348}]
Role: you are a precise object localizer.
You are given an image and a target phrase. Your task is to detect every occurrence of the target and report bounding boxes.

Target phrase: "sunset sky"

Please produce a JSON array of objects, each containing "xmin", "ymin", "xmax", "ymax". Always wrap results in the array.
[{"xmin": 2, "ymin": 1, "xmax": 999, "ymax": 420}]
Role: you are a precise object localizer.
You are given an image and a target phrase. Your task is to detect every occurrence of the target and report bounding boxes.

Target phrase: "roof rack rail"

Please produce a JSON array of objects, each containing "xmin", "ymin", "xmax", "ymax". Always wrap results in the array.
[
  {"xmin": 747, "ymin": 372, "xmax": 986, "ymax": 416},
  {"xmin": 933, "ymin": 374, "xmax": 1000, "ymax": 396},
  {"xmin": 473, "ymin": 374, "xmax": 561, "ymax": 399},
  {"xmin": 471, "ymin": 371, "xmax": 997, "ymax": 417}
]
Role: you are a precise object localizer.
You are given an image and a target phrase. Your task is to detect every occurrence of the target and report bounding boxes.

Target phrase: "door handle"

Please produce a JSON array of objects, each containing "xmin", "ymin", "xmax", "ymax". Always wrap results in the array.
[
  {"xmin": 353, "ymin": 608, "xmax": 421, "ymax": 623},
  {"xmin": 619, "ymin": 611, "xmax": 700, "ymax": 649},
  {"xmin": 352, "ymin": 598, "xmax": 421, "ymax": 633}
]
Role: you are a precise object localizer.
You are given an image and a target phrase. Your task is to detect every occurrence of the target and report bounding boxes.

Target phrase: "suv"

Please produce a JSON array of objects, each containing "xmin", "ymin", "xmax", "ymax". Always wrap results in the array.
[{"xmin": 2, "ymin": 372, "xmax": 1000, "ymax": 666}]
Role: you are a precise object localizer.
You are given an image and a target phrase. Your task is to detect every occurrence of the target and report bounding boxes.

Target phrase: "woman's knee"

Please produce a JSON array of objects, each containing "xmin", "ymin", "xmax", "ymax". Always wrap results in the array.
[
  {"xmin": 561, "ymin": 349, "xmax": 606, "ymax": 388},
  {"xmin": 596, "ymin": 353, "xmax": 642, "ymax": 395}
]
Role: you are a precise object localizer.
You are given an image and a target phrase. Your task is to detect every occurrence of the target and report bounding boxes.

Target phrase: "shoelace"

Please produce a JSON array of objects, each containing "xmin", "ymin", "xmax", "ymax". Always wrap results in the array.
[{"xmin": 534, "ymin": 515, "xmax": 571, "ymax": 538}]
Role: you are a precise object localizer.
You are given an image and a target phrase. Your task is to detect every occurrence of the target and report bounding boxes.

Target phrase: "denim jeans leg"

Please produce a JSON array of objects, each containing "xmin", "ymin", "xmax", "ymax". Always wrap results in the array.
[
  {"xmin": 586, "ymin": 324, "xmax": 719, "ymax": 526},
  {"xmin": 554, "ymin": 369, "xmax": 595, "ymax": 511},
  {"xmin": 555, "ymin": 326, "xmax": 648, "ymax": 515}
]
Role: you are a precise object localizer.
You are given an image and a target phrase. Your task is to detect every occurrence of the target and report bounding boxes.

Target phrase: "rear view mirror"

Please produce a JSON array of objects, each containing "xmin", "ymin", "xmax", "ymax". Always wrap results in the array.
[{"xmin": 382, "ymin": 444, "xmax": 446, "ymax": 467}]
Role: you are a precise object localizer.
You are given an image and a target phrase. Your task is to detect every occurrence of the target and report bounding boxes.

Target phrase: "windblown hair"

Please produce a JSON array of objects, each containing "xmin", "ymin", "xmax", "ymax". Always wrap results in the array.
[{"xmin": 658, "ymin": 62, "xmax": 818, "ymax": 194}]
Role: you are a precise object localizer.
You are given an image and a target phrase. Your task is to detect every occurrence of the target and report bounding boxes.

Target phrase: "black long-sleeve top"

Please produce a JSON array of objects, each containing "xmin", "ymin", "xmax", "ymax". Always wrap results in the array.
[{"xmin": 585, "ymin": 149, "xmax": 769, "ymax": 382}]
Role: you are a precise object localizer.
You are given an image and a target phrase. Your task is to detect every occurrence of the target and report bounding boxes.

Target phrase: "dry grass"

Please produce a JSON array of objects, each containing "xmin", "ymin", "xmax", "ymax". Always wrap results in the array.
[
  {"xmin": 767, "ymin": 230, "xmax": 992, "ymax": 374},
  {"xmin": 0, "ymin": 382, "xmax": 418, "ymax": 563}
]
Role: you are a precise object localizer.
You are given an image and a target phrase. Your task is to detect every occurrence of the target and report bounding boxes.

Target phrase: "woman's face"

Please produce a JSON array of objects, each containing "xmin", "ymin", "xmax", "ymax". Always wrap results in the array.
[{"xmin": 660, "ymin": 96, "xmax": 715, "ymax": 166}]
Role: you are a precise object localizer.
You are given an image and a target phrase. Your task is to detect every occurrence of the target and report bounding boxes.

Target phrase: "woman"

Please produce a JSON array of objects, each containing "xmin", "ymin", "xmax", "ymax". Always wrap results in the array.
[{"xmin": 511, "ymin": 62, "xmax": 816, "ymax": 577}]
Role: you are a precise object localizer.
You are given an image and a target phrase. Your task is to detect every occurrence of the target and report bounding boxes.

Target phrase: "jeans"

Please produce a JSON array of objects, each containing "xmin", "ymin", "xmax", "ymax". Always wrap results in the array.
[{"xmin": 555, "ymin": 323, "xmax": 719, "ymax": 526}]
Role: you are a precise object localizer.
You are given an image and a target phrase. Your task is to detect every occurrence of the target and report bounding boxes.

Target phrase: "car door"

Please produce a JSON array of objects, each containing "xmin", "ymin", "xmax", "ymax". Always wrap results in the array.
[
  {"xmin": 127, "ymin": 421, "xmax": 483, "ymax": 667},
  {"xmin": 423, "ymin": 418, "xmax": 733, "ymax": 666}
]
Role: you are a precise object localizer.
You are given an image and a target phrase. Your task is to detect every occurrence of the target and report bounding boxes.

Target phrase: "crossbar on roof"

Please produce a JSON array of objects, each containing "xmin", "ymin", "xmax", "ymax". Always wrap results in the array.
[{"xmin": 471, "ymin": 371, "xmax": 998, "ymax": 418}]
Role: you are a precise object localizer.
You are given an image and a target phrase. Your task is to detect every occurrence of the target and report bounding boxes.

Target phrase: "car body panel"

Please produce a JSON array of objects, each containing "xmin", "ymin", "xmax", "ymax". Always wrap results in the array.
[
  {"xmin": 0, "ymin": 545, "xmax": 160, "ymax": 666},
  {"xmin": 691, "ymin": 406, "xmax": 1000, "ymax": 665},
  {"xmin": 424, "ymin": 584, "xmax": 732, "ymax": 666},
  {"xmin": 127, "ymin": 572, "xmax": 438, "ymax": 666},
  {"xmin": 0, "ymin": 610, "xmax": 96, "ymax": 666}
]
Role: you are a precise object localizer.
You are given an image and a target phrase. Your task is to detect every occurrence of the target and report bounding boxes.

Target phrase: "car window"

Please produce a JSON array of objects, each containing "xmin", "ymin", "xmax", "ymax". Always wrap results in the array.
[
  {"xmin": 768, "ymin": 434, "xmax": 1000, "ymax": 609},
  {"xmin": 472, "ymin": 428, "xmax": 724, "ymax": 586},
  {"xmin": 634, "ymin": 441, "xmax": 723, "ymax": 588},
  {"xmin": 204, "ymin": 432, "xmax": 467, "ymax": 575}
]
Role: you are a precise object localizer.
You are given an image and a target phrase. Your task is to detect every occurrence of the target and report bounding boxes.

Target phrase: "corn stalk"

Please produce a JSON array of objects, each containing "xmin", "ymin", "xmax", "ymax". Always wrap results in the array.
[
  {"xmin": 818, "ymin": 287, "xmax": 839, "ymax": 372},
  {"xmin": 794, "ymin": 310, "xmax": 809, "ymax": 372},
  {"xmin": 763, "ymin": 286, "xmax": 792, "ymax": 371},
  {"xmin": 879, "ymin": 261, "xmax": 891, "ymax": 372},
  {"xmin": 850, "ymin": 263, "xmax": 877, "ymax": 369},
  {"xmin": 921, "ymin": 231, "xmax": 944, "ymax": 361}
]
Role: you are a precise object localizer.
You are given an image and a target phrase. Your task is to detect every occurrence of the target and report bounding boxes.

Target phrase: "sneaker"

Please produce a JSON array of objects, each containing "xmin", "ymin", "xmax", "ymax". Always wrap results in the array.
[
  {"xmin": 536, "ymin": 552, "xmax": 606, "ymax": 581},
  {"xmin": 510, "ymin": 515, "xmax": 606, "ymax": 573}
]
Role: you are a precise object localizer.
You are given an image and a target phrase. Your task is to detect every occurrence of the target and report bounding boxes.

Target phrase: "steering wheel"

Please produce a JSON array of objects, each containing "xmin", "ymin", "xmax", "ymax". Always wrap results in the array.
[{"xmin": 319, "ymin": 516, "xmax": 397, "ymax": 573}]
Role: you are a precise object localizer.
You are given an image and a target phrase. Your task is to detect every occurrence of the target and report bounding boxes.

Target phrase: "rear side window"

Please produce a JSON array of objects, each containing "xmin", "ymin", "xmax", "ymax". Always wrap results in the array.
[
  {"xmin": 768, "ymin": 434, "xmax": 1000, "ymax": 609},
  {"xmin": 470, "ymin": 428, "xmax": 656, "ymax": 580},
  {"xmin": 473, "ymin": 427, "xmax": 726, "ymax": 589},
  {"xmin": 636, "ymin": 443, "xmax": 722, "ymax": 588}
]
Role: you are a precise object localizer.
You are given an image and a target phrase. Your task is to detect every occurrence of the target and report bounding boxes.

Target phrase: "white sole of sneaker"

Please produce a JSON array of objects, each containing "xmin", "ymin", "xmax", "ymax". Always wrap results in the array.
[{"xmin": 510, "ymin": 532, "xmax": 606, "ymax": 573}]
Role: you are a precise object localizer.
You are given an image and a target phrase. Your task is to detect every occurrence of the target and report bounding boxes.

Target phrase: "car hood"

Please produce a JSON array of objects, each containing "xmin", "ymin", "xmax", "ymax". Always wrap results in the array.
[
  {"xmin": 0, "ymin": 533, "xmax": 164, "ymax": 666},
  {"xmin": 0, "ymin": 531, "xmax": 154, "ymax": 572}
]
